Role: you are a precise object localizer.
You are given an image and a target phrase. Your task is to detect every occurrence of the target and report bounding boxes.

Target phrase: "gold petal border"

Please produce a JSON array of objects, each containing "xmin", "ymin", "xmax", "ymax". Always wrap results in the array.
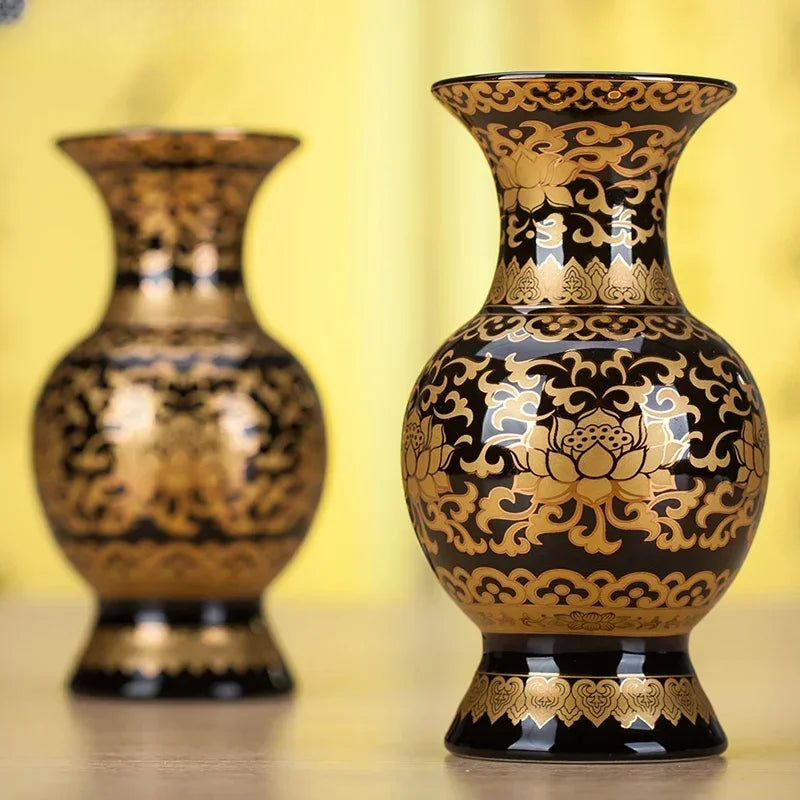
[{"xmin": 458, "ymin": 673, "xmax": 714, "ymax": 729}]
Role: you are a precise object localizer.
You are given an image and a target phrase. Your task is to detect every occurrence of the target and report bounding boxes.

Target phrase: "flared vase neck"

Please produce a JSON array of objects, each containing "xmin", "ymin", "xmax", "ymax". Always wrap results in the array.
[
  {"xmin": 59, "ymin": 130, "xmax": 298, "ymax": 326},
  {"xmin": 433, "ymin": 74, "xmax": 735, "ymax": 310}
]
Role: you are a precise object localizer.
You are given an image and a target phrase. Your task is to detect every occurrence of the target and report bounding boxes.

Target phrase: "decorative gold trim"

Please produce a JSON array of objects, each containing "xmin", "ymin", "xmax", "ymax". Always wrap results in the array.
[
  {"xmin": 103, "ymin": 285, "xmax": 258, "ymax": 326},
  {"xmin": 436, "ymin": 566, "xmax": 734, "ymax": 635},
  {"xmin": 61, "ymin": 538, "xmax": 301, "ymax": 599},
  {"xmin": 460, "ymin": 606, "xmax": 707, "ymax": 637},
  {"xmin": 437, "ymin": 565, "xmax": 733, "ymax": 607},
  {"xmin": 458, "ymin": 672, "xmax": 714, "ymax": 729},
  {"xmin": 488, "ymin": 256, "xmax": 678, "ymax": 307},
  {"xmin": 59, "ymin": 129, "xmax": 299, "ymax": 171},
  {"xmin": 79, "ymin": 621, "xmax": 282, "ymax": 676},
  {"xmin": 458, "ymin": 312, "xmax": 710, "ymax": 343},
  {"xmin": 434, "ymin": 78, "xmax": 734, "ymax": 118}
]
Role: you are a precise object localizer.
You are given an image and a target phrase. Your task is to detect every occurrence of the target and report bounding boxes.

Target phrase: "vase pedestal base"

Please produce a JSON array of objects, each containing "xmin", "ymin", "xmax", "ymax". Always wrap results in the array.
[
  {"xmin": 446, "ymin": 634, "xmax": 726, "ymax": 761},
  {"xmin": 70, "ymin": 599, "xmax": 292, "ymax": 699}
]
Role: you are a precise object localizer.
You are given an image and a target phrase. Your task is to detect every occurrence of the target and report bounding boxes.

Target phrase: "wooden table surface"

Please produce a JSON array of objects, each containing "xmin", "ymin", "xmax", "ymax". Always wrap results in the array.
[{"xmin": 0, "ymin": 595, "xmax": 797, "ymax": 799}]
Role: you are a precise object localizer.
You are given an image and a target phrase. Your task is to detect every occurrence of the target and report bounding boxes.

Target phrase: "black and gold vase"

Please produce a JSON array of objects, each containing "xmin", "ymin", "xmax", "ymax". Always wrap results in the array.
[
  {"xmin": 34, "ymin": 130, "xmax": 325, "ymax": 699},
  {"xmin": 402, "ymin": 73, "xmax": 768, "ymax": 760}
]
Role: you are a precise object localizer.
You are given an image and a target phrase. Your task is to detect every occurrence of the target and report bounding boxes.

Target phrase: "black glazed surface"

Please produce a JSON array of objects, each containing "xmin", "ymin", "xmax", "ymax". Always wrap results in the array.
[{"xmin": 402, "ymin": 74, "xmax": 767, "ymax": 759}]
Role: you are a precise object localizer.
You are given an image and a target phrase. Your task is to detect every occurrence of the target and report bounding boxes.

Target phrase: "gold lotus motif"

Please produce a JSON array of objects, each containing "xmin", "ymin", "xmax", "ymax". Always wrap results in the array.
[
  {"xmin": 402, "ymin": 410, "xmax": 453, "ymax": 504},
  {"xmin": 521, "ymin": 408, "xmax": 684, "ymax": 506},
  {"xmin": 734, "ymin": 415, "xmax": 767, "ymax": 495},
  {"xmin": 495, "ymin": 148, "xmax": 579, "ymax": 212}
]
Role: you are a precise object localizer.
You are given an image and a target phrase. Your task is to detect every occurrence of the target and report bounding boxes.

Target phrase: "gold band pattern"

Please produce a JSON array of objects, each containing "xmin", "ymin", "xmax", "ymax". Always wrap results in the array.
[
  {"xmin": 458, "ymin": 672, "xmax": 714, "ymax": 729},
  {"xmin": 80, "ymin": 621, "xmax": 282, "ymax": 677},
  {"xmin": 433, "ymin": 78, "xmax": 734, "ymax": 118},
  {"xmin": 61, "ymin": 538, "xmax": 301, "ymax": 599},
  {"xmin": 488, "ymin": 256, "xmax": 678, "ymax": 307},
  {"xmin": 461, "ymin": 606, "xmax": 708, "ymax": 637},
  {"xmin": 436, "ymin": 566, "xmax": 734, "ymax": 636}
]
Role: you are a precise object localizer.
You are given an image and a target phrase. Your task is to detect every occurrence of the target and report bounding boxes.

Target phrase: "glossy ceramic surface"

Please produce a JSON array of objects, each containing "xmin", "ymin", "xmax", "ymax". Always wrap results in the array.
[
  {"xmin": 402, "ymin": 73, "xmax": 767, "ymax": 759},
  {"xmin": 33, "ymin": 130, "xmax": 325, "ymax": 698}
]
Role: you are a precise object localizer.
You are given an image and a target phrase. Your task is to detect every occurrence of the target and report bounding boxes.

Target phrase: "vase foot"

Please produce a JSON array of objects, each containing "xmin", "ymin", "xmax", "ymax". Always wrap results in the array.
[
  {"xmin": 70, "ymin": 599, "xmax": 293, "ymax": 699},
  {"xmin": 445, "ymin": 634, "xmax": 725, "ymax": 762}
]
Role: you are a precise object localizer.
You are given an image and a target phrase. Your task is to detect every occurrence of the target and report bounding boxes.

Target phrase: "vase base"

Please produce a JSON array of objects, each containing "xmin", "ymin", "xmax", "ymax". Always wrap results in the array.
[
  {"xmin": 69, "ymin": 599, "xmax": 293, "ymax": 699},
  {"xmin": 445, "ymin": 635, "xmax": 726, "ymax": 761}
]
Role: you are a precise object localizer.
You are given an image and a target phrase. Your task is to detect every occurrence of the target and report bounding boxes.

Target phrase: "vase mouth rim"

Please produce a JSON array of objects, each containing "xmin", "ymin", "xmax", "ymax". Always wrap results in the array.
[
  {"xmin": 431, "ymin": 71, "xmax": 736, "ymax": 93},
  {"xmin": 57, "ymin": 127, "xmax": 301, "ymax": 170}
]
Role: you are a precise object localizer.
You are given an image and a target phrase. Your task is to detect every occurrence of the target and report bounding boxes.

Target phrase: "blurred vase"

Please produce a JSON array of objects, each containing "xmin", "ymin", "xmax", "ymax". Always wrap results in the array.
[
  {"xmin": 402, "ymin": 73, "xmax": 768, "ymax": 759},
  {"xmin": 34, "ymin": 129, "xmax": 325, "ymax": 699}
]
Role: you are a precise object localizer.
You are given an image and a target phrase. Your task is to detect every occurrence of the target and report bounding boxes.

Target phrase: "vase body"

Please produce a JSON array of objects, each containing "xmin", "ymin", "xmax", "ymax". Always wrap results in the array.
[
  {"xmin": 402, "ymin": 74, "xmax": 768, "ymax": 759},
  {"xmin": 34, "ymin": 130, "xmax": 326, "ymax": 698}
]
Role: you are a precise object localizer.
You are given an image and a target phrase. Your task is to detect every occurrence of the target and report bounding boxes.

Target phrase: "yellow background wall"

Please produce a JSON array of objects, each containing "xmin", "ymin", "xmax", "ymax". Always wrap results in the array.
[{"xmin": 0, "ymin": 1, "xmax": 797, "ymax": 600}]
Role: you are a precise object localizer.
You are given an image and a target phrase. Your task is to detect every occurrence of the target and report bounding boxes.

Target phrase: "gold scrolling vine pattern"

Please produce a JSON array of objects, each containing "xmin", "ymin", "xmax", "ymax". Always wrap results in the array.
[
  {"xmin": 468, "ymin": 120, "xmax": 685, "ymax": 305},
  {"xmin": 432, "ymin": 78, "xmax": 735, "ymax": 118},
  {"xmin": 35, "ymin": 329, "xmax": 325, "ymax": 542},
  {"xmin": 431, "ymin": 78, "xmax": 737, "ymax": 309},
  {"xmin": 480, "ymin": 121, "xmax": 682, "ymax": 239},
  {"xmin": 402, "ymin": 313, "xmax": 768, "ymax": 561}
]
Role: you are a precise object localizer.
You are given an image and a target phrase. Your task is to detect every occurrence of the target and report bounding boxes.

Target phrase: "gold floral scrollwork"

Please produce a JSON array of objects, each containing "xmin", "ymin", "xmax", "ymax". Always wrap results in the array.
[
  {"xmin": 735, "ymin": 416, "xmax": 767, "ymax": 494},
  {"xmin": 458, "ymin": 672, "xmax": 715, "ymax": 729},
  {"xmin": 469, "ymin": 351, "xmax": 697, "ymax": 556},
  {"xmin": 472, "ymin": 120, "xmax": 689, "ymax": 279},
  {"xmin": 402, "ymin": 408, "xmax": 482, "ymax": 555},
  {"xmin": 454, "ymin": 312, "xmax": 705, "ymax": 346},
  {"xmin": 403, "ymin": 304, "xmax": 767, "ymax": 642},
  {"xmin": 34, "ymin": 340, "xmax": 325, "ymax": 543},
  {"xmin": 695, "ymin": 407, "xmax": 769, "ymax": 550},
  {"xmin": 405, "ymin": 335, "xmax": 767, "ymax": 561},
  {"xmin": 34, "ymin": 326, "xmax": 326, "ymax": 599}
]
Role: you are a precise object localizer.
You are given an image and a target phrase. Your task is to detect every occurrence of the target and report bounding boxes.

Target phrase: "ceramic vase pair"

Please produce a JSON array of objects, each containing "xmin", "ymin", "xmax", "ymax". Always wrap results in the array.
[{"xmin": 34, "ymin": 72, "xmax": 767, "ymax": 761}]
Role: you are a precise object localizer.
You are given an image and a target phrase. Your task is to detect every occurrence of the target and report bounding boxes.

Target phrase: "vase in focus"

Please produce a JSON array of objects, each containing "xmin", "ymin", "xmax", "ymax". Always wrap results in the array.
[
  {"xmin": 402, "ymin": 73, "xmax": 768, "ymax": 760},
  {"xmin": 34, "ymin": 129, "xmax": 326, "ymax": 699}
]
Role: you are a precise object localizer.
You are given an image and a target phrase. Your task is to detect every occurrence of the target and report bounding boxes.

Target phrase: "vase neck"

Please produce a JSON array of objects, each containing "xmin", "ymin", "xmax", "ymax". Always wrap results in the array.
[
  {"xmin": 96, "ymin": 165, "xmax": 264, "ymax": 326},
  {"xmin": 490, "ymin": 169, "xmax": 677, "ymax": 308},
  {"xmin": 59, "ymin": 130, "xmax": 298, "ymax": 327},
  {"xmin": 433, "ymin": 74, "xmax": 735, "ymax": 310}
]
